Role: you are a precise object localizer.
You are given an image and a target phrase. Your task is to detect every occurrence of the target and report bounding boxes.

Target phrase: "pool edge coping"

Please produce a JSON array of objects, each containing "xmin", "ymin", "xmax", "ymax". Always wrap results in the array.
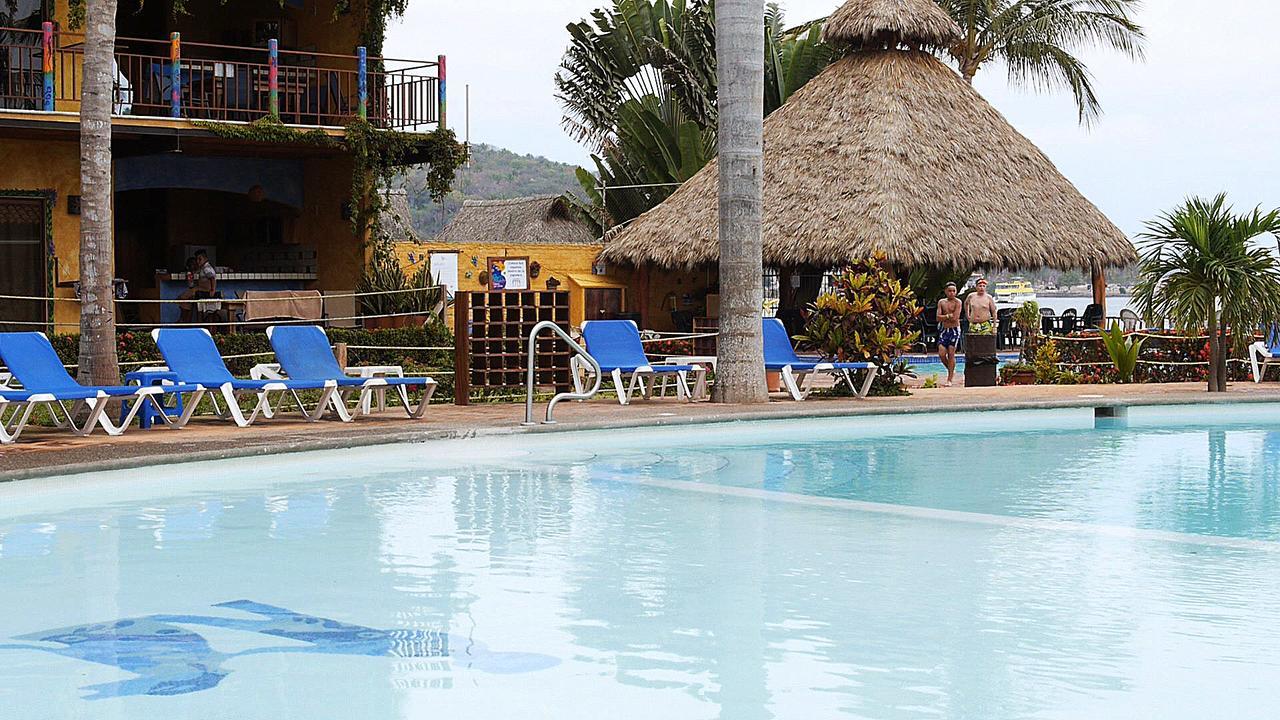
[{"xmin": 5, "ymin": 392, "xmax": 1280, "ymax": 483}]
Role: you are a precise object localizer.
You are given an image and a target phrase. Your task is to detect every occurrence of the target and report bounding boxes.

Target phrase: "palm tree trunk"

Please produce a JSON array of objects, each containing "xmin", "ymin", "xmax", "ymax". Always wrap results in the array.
[
  {"xmin": 1206, "ymin": 305, "xmax": 1219, "ymax": 393},
  {"xmin": 1216, "ymin": 326, "xmax": 1229, "ymax": 392},
  {"xmin": 77, "ymin": 0, "xmax": 121, "ymax": 386},
  {"xmin": 713, "ymin": 0, "xmax": 767, "ymax": 403}
]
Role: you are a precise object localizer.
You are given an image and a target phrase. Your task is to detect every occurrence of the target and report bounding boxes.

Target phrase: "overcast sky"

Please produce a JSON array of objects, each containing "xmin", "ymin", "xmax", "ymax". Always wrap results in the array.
[{"xmin": 385, "ymin": 1, "xmax": 1280, "ymax": 237}]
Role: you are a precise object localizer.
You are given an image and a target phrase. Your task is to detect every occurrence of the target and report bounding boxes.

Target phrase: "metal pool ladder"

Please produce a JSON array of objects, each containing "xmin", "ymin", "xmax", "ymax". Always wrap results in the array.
[{"xmin": 524, "ymin": 321, "xmax": 601, "ymax": 425}]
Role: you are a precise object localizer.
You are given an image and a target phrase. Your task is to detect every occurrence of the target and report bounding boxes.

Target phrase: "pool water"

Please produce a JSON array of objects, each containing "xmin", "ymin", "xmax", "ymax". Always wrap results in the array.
[
  {"xmin": 907, "ymin": 353, "xmax": 1019, "ymax": 380},
  {"xmin": 3, "ymin": 405, "xmax": 1280, "ymax": 718}
]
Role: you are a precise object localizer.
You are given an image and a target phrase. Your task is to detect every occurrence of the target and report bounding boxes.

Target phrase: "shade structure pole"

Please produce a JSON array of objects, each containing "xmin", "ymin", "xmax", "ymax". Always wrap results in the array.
[
  {"xmin": 713, "ymin": 0, "xmax": 768, "ymax": 403},
  {"xmin": 1091, "ymin": 262, "xmax": 1107, "ymax": 325}
]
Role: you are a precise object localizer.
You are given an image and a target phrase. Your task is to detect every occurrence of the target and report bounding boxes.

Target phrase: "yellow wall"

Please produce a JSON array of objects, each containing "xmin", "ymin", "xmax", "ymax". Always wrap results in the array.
[
  {"xmin": 0, "ymin": 138, "xmax": 83, "ymax": 332},
  {"xmin": 304, "ymin": 156, "xmax": 364, "ymax": 291},
  {"xmin": 395, "ymin": 242, "xmax": 630, "ymax": 329}
]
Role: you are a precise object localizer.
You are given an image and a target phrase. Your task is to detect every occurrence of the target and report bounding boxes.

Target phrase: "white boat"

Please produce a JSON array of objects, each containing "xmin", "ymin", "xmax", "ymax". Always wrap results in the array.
[{"xmin": 993, "ymin": 279, "xmax": 1038, "ymax": 305}]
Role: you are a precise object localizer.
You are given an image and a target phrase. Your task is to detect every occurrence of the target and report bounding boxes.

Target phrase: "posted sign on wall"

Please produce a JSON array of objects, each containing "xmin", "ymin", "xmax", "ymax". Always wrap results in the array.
[
  {"xmin": 429, "ymin": 252, "xmax": 459, "ymax": 297},
  {"xmin": 489, "ymin": 257, "xmax": 529, "ymax": 291}
]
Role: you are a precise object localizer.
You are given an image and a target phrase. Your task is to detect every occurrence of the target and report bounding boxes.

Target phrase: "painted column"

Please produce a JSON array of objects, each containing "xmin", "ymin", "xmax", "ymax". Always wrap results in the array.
[
  {"xmin": 268, "ymin": 38, "xmax": 279, "ymax": 119},
  {"xmin": 169, "ymin": 32, "xmax": 181, "ymax": 118},
  {"xmin": 41, "ymin": 22, "xmax": 53, "ymax": 111},
  {"xmin": 356, "ymin": 46, "xmax": 367, "ymax": 121},
  {"xmin": 437, "ymin": 54, "xmax": 446, "ymax": 129}
]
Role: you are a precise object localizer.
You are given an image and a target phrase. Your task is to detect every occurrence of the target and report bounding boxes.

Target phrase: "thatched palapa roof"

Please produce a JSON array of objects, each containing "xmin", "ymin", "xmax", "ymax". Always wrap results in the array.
[
  {"xmin": 436, "ymin": 195, "xmax": 598, "ymax": 246},
  {"xmin": 601, "ymin": 0, "xmax": 1135, "ymax": 272},
  {"xmin": 822, "ymin": 0, "xmax": 960, "ymax": 49}
]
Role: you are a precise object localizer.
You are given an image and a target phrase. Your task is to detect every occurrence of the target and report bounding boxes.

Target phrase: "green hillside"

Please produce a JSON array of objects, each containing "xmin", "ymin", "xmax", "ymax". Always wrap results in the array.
[{"xmin": 402, "ymin": 143, "xmax": 585, "ymax": 238}]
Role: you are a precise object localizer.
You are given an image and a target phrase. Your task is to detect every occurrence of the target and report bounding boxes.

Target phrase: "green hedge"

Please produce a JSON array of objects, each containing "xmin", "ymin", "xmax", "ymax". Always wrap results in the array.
[{"xmin": 46, "ymin": 325, "xmax": 457, "ymax": 402}]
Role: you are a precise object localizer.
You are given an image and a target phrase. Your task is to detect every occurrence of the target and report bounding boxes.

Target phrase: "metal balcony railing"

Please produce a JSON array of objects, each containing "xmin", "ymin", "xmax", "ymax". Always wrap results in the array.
[{"xmin": 0, "ymin": 25, "xmax": 442, "ymax": 131}]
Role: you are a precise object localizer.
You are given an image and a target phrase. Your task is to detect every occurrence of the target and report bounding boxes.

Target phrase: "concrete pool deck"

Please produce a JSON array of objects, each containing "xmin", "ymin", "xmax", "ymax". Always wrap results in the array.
[{"xmin": 4, "ymin": 382, "xmax": 1280, "ymax": 481}]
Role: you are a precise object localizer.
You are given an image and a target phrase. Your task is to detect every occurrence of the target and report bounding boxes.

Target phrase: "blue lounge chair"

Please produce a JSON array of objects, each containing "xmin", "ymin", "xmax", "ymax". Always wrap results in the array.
[
  {"xmin": 152, "ymin": 328, "xmax": 339, "ymax": 427},
  {"xmin": 265, "ymin": 325, "xmax": 437, "ymax": 420},
  {"xmin": 578, "ymin": 320, "xmax": 706, "ymax": 405},
  {"xmin": 0, "ymin": 332, "xmax": 205, "ymax": 441},
  {"xmin": 1249, "ymin": 326, "xmax": 1280, "ymax": 383},
  {"xmin": 763, "ymin": 318, "xmax": 877, "ymax": 400}
]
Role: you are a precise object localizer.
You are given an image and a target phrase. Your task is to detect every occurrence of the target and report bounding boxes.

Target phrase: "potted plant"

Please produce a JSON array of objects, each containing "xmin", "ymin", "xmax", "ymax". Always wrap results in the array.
[
  {"xmin": 358, "ymin": 244, "xmax": 408, "ymax": 329},
  {"xmin": 999, "ymin": 361, "xmax": 1036, "ymax": 385},
  {"xmin": 1012, "ymin": 300, "xmax": 1041, "ymax": 357}
]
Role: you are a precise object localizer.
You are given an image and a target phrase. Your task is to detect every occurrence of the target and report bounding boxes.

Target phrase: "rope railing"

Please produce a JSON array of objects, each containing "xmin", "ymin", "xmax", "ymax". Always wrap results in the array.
[
  {"xmin": 3, "ymin": 309, "xmax": 445, "ymax": 330},
  {"xmin": 0, "ymin": 286, "xmax": 443, "ymax": 305}
]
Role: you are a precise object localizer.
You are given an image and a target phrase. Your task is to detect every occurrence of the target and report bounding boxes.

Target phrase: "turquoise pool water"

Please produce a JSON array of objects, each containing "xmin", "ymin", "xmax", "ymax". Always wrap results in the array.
[
  {"xmin": 3, "ymin": 405, "xmax": 1280, "ymax": 718},
  {"xmin": 907, "ymin": 353, "xmax": 1019, "ymax": 379}
]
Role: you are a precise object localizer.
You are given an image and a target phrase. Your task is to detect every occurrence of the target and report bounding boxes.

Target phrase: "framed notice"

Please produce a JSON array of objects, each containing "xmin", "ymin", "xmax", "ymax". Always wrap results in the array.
[
  {"xmin": 488, "ymin": 257, "xmax": 529, "ymax": 291},
  {"xmin": 429, "ymin": 251, "xmax": 459, "ymax": 297}
]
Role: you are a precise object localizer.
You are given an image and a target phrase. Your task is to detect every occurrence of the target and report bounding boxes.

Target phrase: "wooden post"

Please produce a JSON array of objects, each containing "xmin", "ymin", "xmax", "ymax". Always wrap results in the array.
[
  {"xmin": 169, "ymin": 32, "xmax": 181, "ymax": 118},
  {"xmin": 334, "ymin": 342, "xmax": 348, "ymax": 369},
  {"xmin": 437, "ymin": 54, "xmax": 446, "ymax": 128},
  {"xmin": 356, "ymin": 46, "xmax": 367, "ymax": 121},
  {"xmin": 267, "ymin": 38, "xmax": 279, "ymax": 119},
  {"xmin": 1091, "ymin": 262, "xmax": 1107, "ymax": 326},
  {"xmin": 453, "ymin": 291, "xmax": 470, "ymax": 405},
  {"xmin": 41, "ymin": 22, "xmax": 53, "ymax": 111}
]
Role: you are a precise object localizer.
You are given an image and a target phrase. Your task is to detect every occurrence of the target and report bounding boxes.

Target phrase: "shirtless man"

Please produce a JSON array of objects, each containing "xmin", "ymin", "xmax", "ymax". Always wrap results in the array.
[
  {"xmin": 964, "ymin": 277, "xmax": 999, "ymax": 336},
  {"xmin": 936, "ymin": 282, "xmax": 962, "ymax": 386}
]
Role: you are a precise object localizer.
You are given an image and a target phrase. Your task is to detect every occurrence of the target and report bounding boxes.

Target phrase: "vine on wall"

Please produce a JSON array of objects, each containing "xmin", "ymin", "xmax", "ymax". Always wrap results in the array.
[{"xmin": 191, "ymin": 117, "xmax": 467, "ymax": 239}]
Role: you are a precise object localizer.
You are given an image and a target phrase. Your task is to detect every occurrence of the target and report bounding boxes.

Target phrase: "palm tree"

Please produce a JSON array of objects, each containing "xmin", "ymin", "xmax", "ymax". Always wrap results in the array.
[
  {"xmin": 936, "ymin": 0, "xmax": 1145, "ymax": 125},
  {"xmin": 1132, "ymin": 194, "xmax": 1280, "ymax": 392},
  {"xmin": 714, "ymin": 0, "xmax": 767, "ymax": 403},
  {"xmin": 558, "ymin": 1, "xmax": 832, "ymax": 226},
  {"xmin": 77, "ymin": 0, "xmax": 121, "ymax": 386}
]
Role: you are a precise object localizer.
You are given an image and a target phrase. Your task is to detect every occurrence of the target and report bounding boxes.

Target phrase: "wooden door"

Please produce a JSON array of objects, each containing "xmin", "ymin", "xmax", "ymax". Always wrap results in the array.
[
  {"xmin": 0, "ymin": 198, "xmax": 46, "ymax": 332},
  {"xmin": 584, "ymin": 288, "xmax": 622, "ymax": 322}
]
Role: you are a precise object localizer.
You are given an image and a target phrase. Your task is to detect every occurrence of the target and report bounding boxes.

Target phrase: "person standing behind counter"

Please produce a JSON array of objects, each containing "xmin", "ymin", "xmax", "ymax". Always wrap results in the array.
[{"xmin": 177, "ymin": 250, "xmax": 218, "ymax": 323}]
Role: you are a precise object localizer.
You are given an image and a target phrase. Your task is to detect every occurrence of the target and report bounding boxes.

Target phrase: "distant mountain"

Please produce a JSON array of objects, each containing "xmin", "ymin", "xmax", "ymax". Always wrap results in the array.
[{"xmin": 402, "ymin": 143, "xmax": 586, "ymax": 238}]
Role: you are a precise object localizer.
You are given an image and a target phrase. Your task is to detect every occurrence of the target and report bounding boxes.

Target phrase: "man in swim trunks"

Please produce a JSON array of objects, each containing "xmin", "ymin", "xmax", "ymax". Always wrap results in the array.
[
  {"xmin": 936, "ymin": 282, "xmax": 962, "ymax": 386},
  {"xmin": 965, "ymin": 277, "xmax": 999, "ymax": 336}
]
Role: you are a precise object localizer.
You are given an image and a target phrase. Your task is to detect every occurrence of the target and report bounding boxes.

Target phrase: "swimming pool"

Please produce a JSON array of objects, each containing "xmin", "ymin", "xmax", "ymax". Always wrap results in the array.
[
  {"xmin": 907, "ymin": 352, "xmax": 1019, "ymax": 380},
  {"xmin": 3, "ymin": 404, "xmax": 1280, "ymax": 718}
]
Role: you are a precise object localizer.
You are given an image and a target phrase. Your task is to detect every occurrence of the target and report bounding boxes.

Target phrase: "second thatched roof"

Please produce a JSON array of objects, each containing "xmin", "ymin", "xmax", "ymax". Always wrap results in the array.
[
  {"xmin": 601, "ymin": 49, "xmax": 1136, "ymax": 271},
  {"xmin": 436, "ymin": 195, "xmax": 598, "ymax": 246},
  {"xmin": 822, "ymin": 0, "xmax": 960, "ymax": 49}
]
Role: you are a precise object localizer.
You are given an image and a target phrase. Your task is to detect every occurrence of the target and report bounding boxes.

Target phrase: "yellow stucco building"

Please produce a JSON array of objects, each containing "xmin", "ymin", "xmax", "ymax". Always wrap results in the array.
[
  {"xmin": 0, "ymin": 0, "xmax": 444, "ymax": 333},
  {"xmin": 396, "ymin": 195, "xmax": 632, "ymax": 330}
]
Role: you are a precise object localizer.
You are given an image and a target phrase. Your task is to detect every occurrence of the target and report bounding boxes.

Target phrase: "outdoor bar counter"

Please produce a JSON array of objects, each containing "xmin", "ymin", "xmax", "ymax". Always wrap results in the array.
[{"xmin": 156, "ymin": 272, "xmax": 317, "ymax": 324}]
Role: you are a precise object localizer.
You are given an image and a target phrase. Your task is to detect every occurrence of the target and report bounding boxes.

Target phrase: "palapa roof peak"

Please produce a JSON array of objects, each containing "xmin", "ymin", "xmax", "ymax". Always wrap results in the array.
[
  {"xmin": 601, "ymin": 49, "xmax": 1135, "ymax": 271},
  {"xmin": 822, "ymin": 0, "xmax": 962, "ymax": 50},
  {"xmin": 434, "ymin": 195, "xmax": 598, "ymax": 246}
]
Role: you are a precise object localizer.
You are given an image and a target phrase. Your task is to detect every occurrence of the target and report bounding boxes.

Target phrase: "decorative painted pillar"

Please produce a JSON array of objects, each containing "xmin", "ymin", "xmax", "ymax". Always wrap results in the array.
[
  {"xmin": 268, "ymin": 38, "xmax": 279, "ymax": 119},
  {"xmin": 356, "ymin": 46, "xmax": 367, "ymax": 121},
  {"xmin": 169, "ymin": 32, "xmax": 181, "ymax": 118},
  {"xmin": 437, "ymin": 54, "xmax": 446, "ymax": 129},
  {"xmin": 41, "ymin": 22, "xmax": 53, "ymax": 111}
]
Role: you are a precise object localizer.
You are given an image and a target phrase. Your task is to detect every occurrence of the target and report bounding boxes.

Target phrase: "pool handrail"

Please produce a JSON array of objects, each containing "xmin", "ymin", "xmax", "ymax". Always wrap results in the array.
[{"xmin": 524, "ymin": 321, "xmax": 601, "ymax": 425}]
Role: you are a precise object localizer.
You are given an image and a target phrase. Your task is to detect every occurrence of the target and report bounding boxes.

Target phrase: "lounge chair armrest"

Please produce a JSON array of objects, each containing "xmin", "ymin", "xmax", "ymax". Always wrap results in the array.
[{"xmin": 251, "ymin": 363, "xmax": 285, "ymax": 380}]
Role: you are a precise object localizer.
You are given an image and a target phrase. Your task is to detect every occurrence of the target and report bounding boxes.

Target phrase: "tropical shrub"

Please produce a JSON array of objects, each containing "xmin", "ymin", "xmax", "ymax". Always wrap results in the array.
[
  {"xmin": 1099, "ymin": 322, "xmax": 1145, "ymax": 382},
  {"xmin": 795, "ymin": 256, "xmax": 921, "ymax": 392}
]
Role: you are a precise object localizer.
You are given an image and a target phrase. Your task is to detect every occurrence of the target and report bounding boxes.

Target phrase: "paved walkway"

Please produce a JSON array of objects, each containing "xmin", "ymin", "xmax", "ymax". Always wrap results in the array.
[{"xmin": 4, "ymin": 382, "xmax": 1280, "ymax": 481}]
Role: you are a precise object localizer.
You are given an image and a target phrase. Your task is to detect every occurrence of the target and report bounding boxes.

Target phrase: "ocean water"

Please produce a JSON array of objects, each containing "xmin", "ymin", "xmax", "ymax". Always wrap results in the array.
[{"xmin": 1, "ymin": 405, "xmax": 1279, "ymax": 718}]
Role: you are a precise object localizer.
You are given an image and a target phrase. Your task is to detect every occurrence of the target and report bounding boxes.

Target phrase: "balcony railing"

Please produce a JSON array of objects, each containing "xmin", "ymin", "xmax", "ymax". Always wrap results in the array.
[{"xmin": 0, "ymin": 26, "xmax": 442, "ymax": 131}]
